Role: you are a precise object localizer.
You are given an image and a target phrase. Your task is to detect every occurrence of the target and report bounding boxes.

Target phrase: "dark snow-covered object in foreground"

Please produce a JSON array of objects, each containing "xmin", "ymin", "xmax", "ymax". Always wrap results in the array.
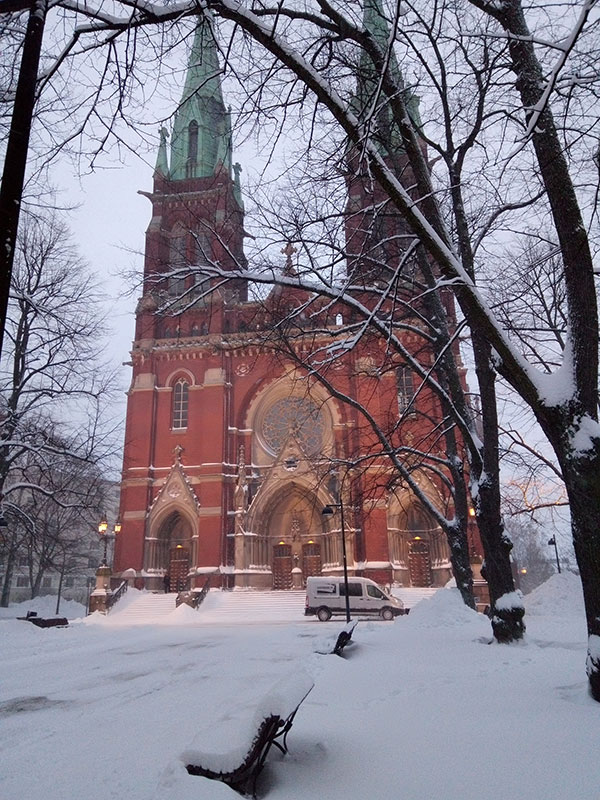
[{"xmin": 182, "ymin": 669, "xmax": 314, "ymax": 797}]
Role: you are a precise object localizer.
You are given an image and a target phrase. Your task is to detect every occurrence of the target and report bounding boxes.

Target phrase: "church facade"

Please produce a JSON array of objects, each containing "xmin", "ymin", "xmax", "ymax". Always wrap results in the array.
[{"xmin": 114, "ymin": 12, "xmax": 483, "ymax": 594}]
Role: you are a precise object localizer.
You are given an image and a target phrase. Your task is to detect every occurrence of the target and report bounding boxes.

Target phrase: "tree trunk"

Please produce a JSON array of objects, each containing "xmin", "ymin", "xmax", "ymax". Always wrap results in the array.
[
  {"xmin": 55, "ymin": 565, "xmax": 65, "ymax": 615},
  {"xmin": 1, "ymin": 545, "xmax": 15, "ymax": 607},
  {"xmin": 418, "ymin": 255, "xmax": 475, "ymax": 609},
  {"xmin": 555, "ymin": 450, "xmax": 600, "ymax": 700},
  {"xmin": 472, "ymin": 334, "xmax": 524, "ymax": 642},
  {"xmin": 446, "ymin": 520, "xmax": 476, "ymax": 609}
]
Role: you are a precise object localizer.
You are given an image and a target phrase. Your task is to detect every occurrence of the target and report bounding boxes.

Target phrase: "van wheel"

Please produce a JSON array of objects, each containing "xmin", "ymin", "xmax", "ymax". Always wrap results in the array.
[
  {"xmin": 317, "ymin": 607, "xmax": 332, "ymax": 622},
  {"xmin": 381, "ymin": 607, "xmax": 394, "ymax": 621}
]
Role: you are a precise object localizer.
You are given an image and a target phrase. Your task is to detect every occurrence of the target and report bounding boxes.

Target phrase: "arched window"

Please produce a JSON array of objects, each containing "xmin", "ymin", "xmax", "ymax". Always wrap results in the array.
[
  {"xmin": 172, "ymin": 379, "xmax": 189, "ymax": 429},
  {"xmin": 168, "ymin": 230, "xmax": 188, "ymax": 297},
  {"xmin": 188, "ymin": 120, "xmax": 199, "ymax": 161},
  {"xmin": 192, "ymin": 232, "xmax": 211, "ymax": 266},
  {"xmin": 397, "ymin": 366, "xmax": 416, "ymax": 416},
  {"xmin": 186, "ymin": 121, "xmax": 199, "ymax": 178}
]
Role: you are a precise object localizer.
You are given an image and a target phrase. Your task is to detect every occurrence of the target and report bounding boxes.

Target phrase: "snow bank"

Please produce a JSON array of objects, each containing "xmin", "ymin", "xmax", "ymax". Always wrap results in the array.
[
  {"xmin": 0, "ymin": 596, "xmax": 86, "ymax": 620},
  {"xmin": 525, "ymin": 571, "xmax": 584, "ymax": 617},
  {"xmin": 167, "ymin": 602, "xmax": 201, "ymax": 622},
  {"xmin": 196, "ymin": 588, "xmax": 228, "ymax": 612},
  {"xmin": 181, "ymin": 669, "xmax": 314, "ymax": 775},
  {"xmin": 404, "ymin": 587, "xmax": 482, "ymax": 629}
]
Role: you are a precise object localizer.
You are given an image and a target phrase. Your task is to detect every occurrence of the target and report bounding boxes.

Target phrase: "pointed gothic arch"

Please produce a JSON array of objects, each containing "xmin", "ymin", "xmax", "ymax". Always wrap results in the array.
[
  {"xmin": 188, "ymin": 120, "xmax": 199, "ymax": 163},
  {"xmin": 244, "ymin": 481, "xmax": 326, "ymax": 588},
  {"xmin": 144, "ymin": 508, "xmax": 197, "ymax": 577},
  {"xmin": 387, "ymin": 485, "xmax": 451, "ymax": 588}
]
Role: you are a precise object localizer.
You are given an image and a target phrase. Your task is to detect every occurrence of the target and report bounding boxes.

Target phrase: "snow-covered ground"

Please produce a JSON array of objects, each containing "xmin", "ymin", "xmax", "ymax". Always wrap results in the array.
[{"xmin": 1, "ymin": 573, "xmax": 599, "ymax": 800}]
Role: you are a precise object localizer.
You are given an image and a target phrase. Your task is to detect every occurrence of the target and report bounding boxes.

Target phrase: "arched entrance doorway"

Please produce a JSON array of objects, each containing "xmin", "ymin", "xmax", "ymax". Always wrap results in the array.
[
  {"xmin": 145, "ymin": 511, "xmax": 195, "ymax": 590},
  {"xmin": 390, "ymin": 497, "xmax": 449, "ymax": 587},
  {"xmin": 249, "ymin": 486, "xmax": 324, "ymax": 589}
]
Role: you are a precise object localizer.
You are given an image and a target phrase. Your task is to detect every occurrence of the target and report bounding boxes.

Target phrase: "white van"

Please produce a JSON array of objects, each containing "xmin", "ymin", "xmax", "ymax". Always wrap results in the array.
[{"xmin": 304, "ymin": 576, "xmax": 405, "ymax": 621}]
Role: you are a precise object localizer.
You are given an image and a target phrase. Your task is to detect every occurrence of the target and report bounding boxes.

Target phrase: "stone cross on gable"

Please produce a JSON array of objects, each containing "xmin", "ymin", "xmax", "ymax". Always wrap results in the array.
[{"xmin": 173, "ymin": 444, "xmax": 184, "ymax": 463}]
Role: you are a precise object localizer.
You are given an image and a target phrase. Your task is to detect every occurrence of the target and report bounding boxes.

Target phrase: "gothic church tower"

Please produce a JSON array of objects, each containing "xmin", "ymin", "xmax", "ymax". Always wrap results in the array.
[{"xmin": 114, "ymin": 10, "xmax": 479, "ymax": 595}]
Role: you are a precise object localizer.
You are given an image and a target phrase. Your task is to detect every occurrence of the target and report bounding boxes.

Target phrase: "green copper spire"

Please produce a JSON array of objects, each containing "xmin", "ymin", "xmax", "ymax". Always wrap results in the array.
[
  {"xmin": 169, "ymin": 16, "xmax": 233, "ymax": 180},
  {"xmin": 354, "ymin": 0, "xmax": 421, "ymax": 154}
]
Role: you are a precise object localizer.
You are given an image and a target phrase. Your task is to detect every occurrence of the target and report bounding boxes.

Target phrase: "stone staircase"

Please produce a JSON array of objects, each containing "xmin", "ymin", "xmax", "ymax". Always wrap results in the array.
[
  {"xmin": 105, "ymin": 586, "xmax": 438, "ymax": 625},
  {"xmin": 106, "ymin": 589, "xmax": 307, "ymax": 625},
  {"xmin": 392, "ymin": 586, "xmax": 440, "ymax": 610},
  {"xmin": 108, "ymin": 592, "xmax": 178, "ymax": 624},
  {"xmin": 198, "ymin": 590, "xmax": 307, "ymax": 624}
]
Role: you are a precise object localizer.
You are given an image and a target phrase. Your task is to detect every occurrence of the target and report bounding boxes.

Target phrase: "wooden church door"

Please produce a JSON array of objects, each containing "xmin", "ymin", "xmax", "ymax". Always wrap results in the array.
[
  {"xmin": 169, "ymin": 546, "xmax": 190, "ymax": 593},
  {"xmin": 302, "ymin": 542, "xmax": 321, "ymax": 582},
  {"xmin": 408, "ymin": 540, "xmax": 432, "ymax": 587},
  {"xmin": 272, "ymin": 544, "xmax": 293, "ymax": 589}
]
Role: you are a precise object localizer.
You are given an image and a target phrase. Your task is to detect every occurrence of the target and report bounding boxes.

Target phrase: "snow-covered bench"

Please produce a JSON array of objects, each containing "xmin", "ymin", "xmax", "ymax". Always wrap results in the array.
[
  {"xmin": 183, "ymin": 669, "xmax": 314, "ymax": 798},
  {"xmin": 17, "ymin": 611, "xmax": 68, "ymax": 628}
]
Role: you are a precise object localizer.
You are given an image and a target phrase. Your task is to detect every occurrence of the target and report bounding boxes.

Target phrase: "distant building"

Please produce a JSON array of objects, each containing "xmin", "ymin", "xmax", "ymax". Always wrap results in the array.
[{"xmin": 1, "ymin": 480, "xmax": 118, "ymax": 606}]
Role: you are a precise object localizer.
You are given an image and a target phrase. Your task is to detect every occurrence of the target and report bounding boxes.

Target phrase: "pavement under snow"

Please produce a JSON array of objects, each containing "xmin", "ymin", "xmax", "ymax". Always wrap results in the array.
[{"xmin": 1, "ymin": 572, "xmax": 599, "ymax": 800}]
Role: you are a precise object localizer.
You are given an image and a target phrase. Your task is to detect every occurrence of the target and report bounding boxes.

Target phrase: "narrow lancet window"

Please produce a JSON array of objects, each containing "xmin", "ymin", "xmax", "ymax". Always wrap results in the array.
[
  {"xmin": 172, "ymin": 379, "xmax": 189, "ymax": 429},
  {"xmin": 397, "ymin": 366, "xmax": 416, "ymax": 416},
  {"xmin": 186, "ymin": 121, "xmax": 199, "ymax": 177},
  {"xmin": 188, "ymin": 121, "xmax": 199, "ymax": 161}
]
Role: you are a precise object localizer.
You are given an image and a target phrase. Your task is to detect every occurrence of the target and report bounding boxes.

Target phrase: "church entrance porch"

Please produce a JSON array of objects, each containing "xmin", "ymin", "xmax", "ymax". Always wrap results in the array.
[
  {"xmin": 243, "ymin": 482, "xmax": 327, "ymax": 590},
  {"xmin": 144, "ymin": 511, "xmax": 195, "ymax": 591}
]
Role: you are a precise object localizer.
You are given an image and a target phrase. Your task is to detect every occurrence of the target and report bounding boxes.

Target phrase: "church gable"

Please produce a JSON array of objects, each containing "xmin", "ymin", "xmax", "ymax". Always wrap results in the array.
[{"xmin": 148, "ymin": 448, "xmax": 201, "ymax": 524}]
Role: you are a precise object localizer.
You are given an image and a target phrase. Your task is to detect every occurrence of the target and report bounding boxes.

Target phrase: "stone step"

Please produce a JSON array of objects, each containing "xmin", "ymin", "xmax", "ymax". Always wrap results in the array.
[
  {"xmin": 392, "ymin": 587, "xmax": 440, "ymax": 609},
  {"xmin": 109, "ymin": 592, "xmax": 178, "ymax": 622},
  {"xmin": 197, "ymin": 590, "xmax": 306, "ymax": 623}
]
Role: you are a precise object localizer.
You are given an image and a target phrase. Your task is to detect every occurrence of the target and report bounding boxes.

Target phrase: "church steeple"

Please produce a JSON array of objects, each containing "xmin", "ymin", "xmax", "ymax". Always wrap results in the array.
[
  {"xmin": 168, "ymin": 17, "xmax": 233, "ymax": 181},
  {"xmin": 354, "ymin": 0, "xmax": 421, "ymax": 156}
]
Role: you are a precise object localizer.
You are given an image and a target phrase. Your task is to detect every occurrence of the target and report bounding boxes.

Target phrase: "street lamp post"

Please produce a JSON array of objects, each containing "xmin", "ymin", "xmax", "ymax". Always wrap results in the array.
[
  {"xmin": 322, "ymin": 501, "xmax": 351, "ymax": 623},
  {"xmin": 98, "ymin": 516, "xmax": 121, "ymax": 568},
  {"xmin": 548, "ymin": 536, "xmax": 561, "ymax": 573},
  {"xmin": 89, "ymin": 516, "xmax": 121, "ymax": 615},
  {"xmin": 98, "ymin": 516, "xmax": 108, "ymax": 565}
]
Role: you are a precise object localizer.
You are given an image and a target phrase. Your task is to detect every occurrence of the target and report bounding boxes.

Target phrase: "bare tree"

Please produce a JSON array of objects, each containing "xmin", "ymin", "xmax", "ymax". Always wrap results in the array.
[
  {"xmin": 6, "ymin": 0, "xmax": 600, "ymax": 693},
  {"xmin": 0, "ymin": 208, "xmax": 116, "ymax": 605},
  {"xmin": 188, "ymin": 0, "xmax": 600, "ymax": 698},
  {"xmin": 6, "ymin": 447, "xmax": 106, "ymax": 601}
]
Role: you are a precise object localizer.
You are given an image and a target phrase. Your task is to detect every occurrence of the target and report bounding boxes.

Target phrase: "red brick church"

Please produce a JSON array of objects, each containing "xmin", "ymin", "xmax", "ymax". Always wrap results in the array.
[{"xmin": 114, "ymin": 7, "xmax": 482, "ymax": 593}]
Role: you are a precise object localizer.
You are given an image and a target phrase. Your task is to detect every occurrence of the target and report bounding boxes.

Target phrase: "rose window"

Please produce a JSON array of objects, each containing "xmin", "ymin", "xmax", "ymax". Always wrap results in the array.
[{"xmin": 261, "ymin": 397, "xmax": 325, "ymax": 456}]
